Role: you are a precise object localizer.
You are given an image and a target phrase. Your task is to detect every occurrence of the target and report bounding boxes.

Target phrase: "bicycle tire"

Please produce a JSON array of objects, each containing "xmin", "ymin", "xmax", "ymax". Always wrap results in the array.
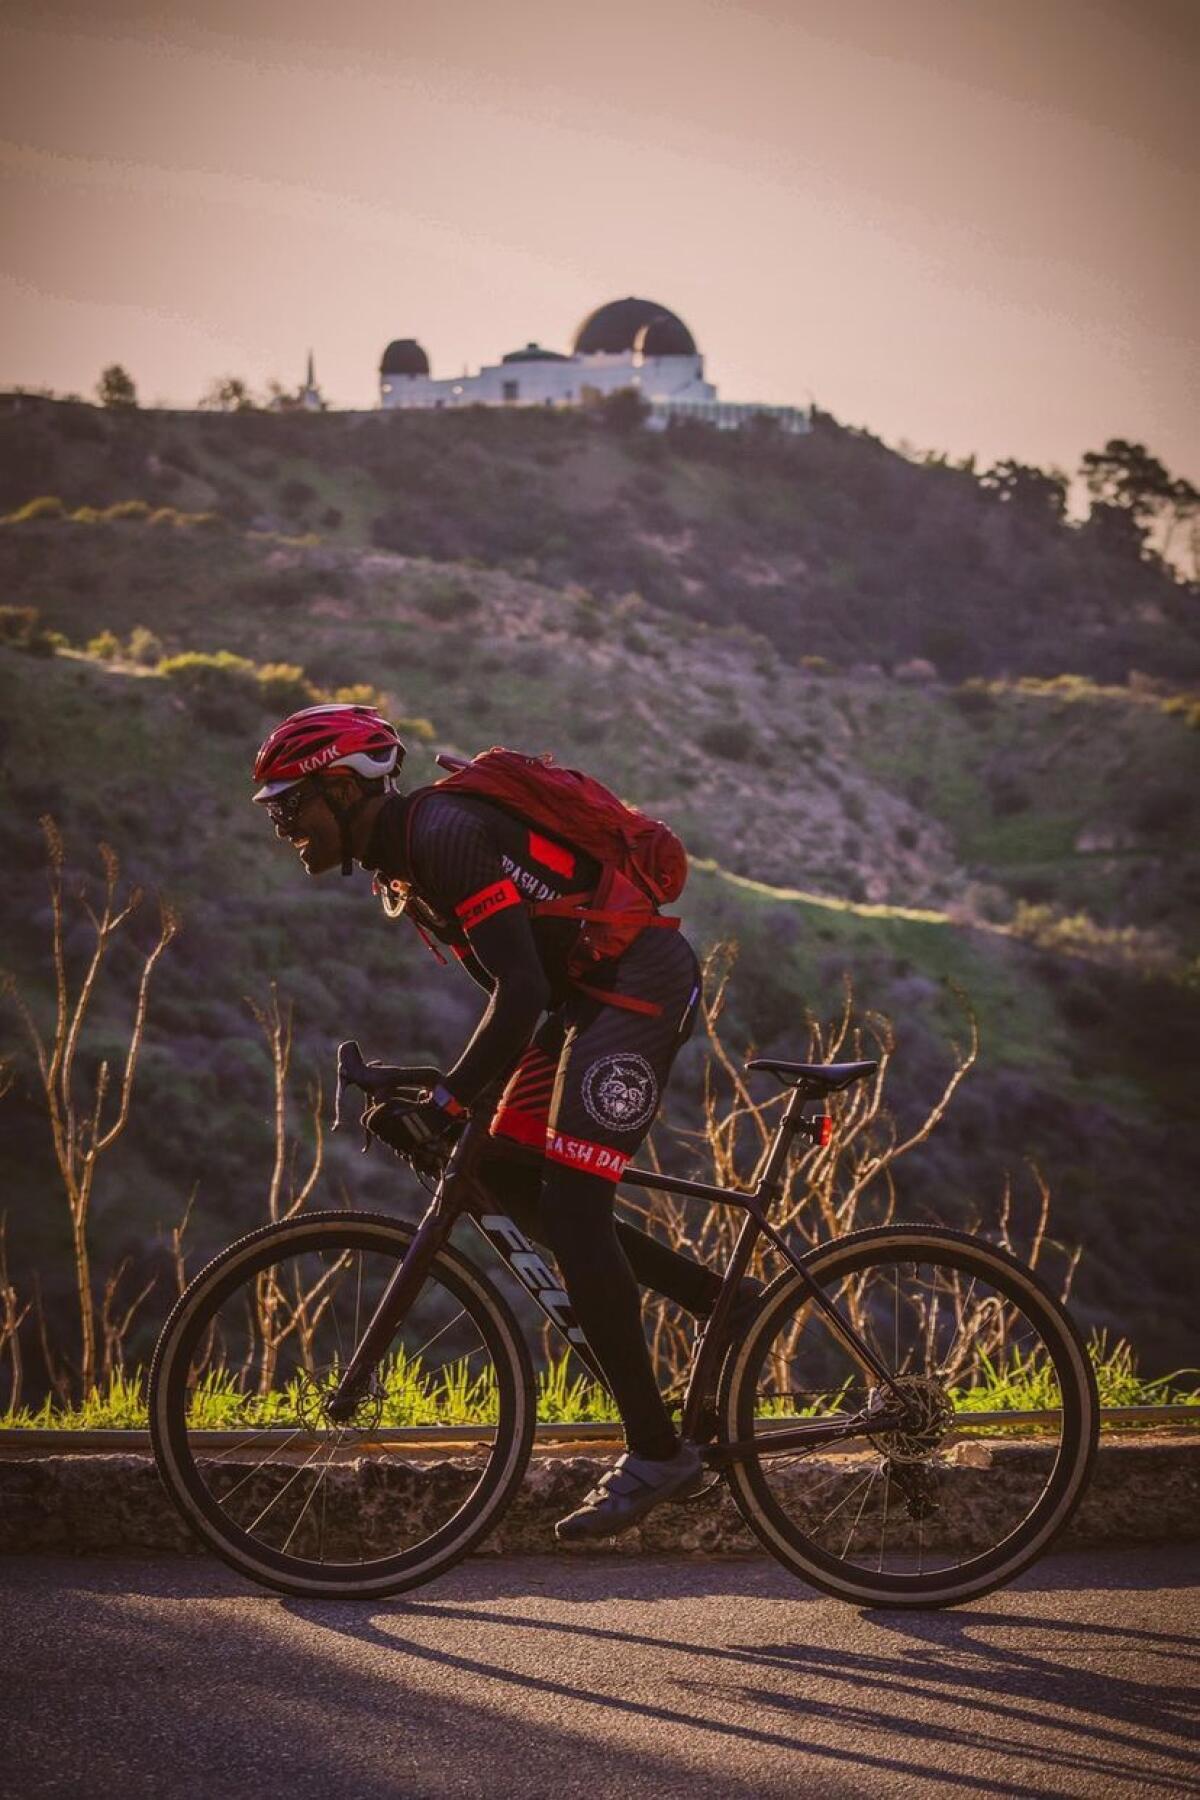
[
  {"xmin": 718, "ymin": 1224, "xmax": 1098, "ymax": 1608},
  {"xmin": 149, "ymin": 1210, "xmax": 535, "ymax": 1599}
]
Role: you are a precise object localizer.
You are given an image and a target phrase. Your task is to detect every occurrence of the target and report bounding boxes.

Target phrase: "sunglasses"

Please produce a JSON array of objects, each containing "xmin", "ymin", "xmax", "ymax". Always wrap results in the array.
[{"xmin": 264, "ymin": 779, "xmax": 316, "ymax": 832}]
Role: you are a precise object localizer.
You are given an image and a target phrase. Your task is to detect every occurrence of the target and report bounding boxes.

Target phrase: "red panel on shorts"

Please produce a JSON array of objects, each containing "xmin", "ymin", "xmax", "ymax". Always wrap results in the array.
[
  {"xmin": 490, "ymin": 1108, "xmax": 548, "ymax": 1150},
  {"xmin": 545, "ymin": 1131, "xmax": 630, "ymax": 1184},
  {"xmin": 490, "ymin": 1043, "xmax": 557, "ymax": 1150}
]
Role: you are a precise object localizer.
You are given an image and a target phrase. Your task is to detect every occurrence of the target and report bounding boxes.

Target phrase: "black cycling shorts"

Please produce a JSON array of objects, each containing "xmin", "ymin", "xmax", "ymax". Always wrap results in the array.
[{"xmin": 490, "ymin": 926, "xmax": 701, "ymax": 1183}]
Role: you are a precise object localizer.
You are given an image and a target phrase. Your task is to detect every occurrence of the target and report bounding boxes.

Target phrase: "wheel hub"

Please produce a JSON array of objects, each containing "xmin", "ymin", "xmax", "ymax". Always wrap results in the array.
[
  {"xmin": 868, "ymin": 1374, "xmax": 954, "ymax": 1462},
  {"xmin": 295, "ymin": 1366, "xmax": 385, "ymax": 1436}
]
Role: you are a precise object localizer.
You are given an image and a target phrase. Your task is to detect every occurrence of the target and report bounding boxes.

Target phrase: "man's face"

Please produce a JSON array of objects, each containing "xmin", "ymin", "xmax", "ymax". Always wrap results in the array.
[{"xmin": 267, "ymin": 779, "xmax": 342, "ymax": 875}]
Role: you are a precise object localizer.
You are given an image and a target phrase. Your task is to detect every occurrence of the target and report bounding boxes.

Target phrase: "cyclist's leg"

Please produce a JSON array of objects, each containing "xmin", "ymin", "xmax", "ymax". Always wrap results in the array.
[
  {"xmin": 480, "ymin": 1142, "xmax": 722, "ymax": 1314},
  {"xmin": 485, "ymin": 996, "xmax": 722, "ymax": 1317},
  {"xmin": 541, "ymin": 1163, "xmax": 678, "ymax": 1458},
  {"xmin": 534, "ymin": 930, "xmax": 703, "ymax": 1459}
]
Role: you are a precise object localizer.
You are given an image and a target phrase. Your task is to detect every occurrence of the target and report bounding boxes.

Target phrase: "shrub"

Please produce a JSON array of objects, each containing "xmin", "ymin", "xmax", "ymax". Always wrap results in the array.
[
  {"xmin": 333, "ymin": 683, "xmax": 392, "ymax": 712},
  {"xmin": 418, "ymin": 582, "xmax": 482, "ymax": 621},
  {"xmin": 989, "ymin": 773, "xmax": 1032, "ymax": 816},
  {"xmin": 0, "ymin": 604, "xmax": 41, "ymax": 643},
  {"xmin": 126, "ymin": 626, "xmax": 163, "ymax": 665},
  {"xmin": 5, "ymin": 495, "xmax": 64, "ymax": 522},
  {"xmin": 952, "ymin": 679, "xmax": 996, "ymax": 719},
  {"xmin": 799, "ymin": 654, "xmax": 832, "ymax": 676},
  {"xmin": 394, "ymin": 714, "xmax": 436, "ymax": 743},
  {"xmin": 574, "ymin": 597, "xmax": 605, "ymax": 642},
  {"xmin": 158, "ymin": 649, "xmax": 256, "ymax": 687},
  {"xmin": 1162, "ymin": 695, "xmax": 1200, "ymax": 729},
  {"xmin": 70, "ymin": 506, "xmax": 104, "ymax": 524},
  {"xmin": 86, "ymin": 630, "xmax": 121, "ymax": 661},
  {"xmin": 157, "ymin": 650, "xmax": 258, "ymax": 728},
  {"xmin": 0, "ymin": 604, "xmax": 57, "ymax": 654},
  {"xmin": 256, "ymin": 662, "xmax": 317, "ymax": 710},
  {"xmin": 102, "ymin": 499, "xmax": 151, "ymax": 522},
  {"xmin": 279, "ymin": 478, "xmax": 317, "ymax": 516},
  {"xmin": 698, "ymin": 720, "xmax": 757, "ymax": 762},
  {"xmin": 320, "ymin": 506, "xmax": 344, "ymax": 530}
]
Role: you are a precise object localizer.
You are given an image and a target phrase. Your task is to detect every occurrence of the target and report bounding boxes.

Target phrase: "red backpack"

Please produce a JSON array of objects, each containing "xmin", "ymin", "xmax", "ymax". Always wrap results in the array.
[{"xmin": 404, "ymin": 747, "xmax": 689, "ymax": 1014}]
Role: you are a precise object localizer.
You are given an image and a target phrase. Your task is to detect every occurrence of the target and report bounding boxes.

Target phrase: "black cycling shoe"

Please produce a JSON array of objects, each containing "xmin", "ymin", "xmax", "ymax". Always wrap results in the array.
[{"xmin": 555, "ymin": 1442, "xmax": 706, "ymax": 1542}]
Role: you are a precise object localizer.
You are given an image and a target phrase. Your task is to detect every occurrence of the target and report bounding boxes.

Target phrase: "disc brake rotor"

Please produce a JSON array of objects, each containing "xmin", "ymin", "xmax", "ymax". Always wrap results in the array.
[{"xmin": 295, "ymin": 1366, "xmax": 385, "ymax": 1437}]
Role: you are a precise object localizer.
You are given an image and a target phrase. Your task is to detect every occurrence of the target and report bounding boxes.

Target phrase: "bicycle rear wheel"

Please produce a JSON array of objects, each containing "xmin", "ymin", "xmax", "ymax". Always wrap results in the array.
[
  {"xmin": 149, "ymin": 1211, "xmax": 535, "ymax": 1598},
  {"xmin": 719, "ymin": 1224, "xmax": 1098, "ymax": 1607}
]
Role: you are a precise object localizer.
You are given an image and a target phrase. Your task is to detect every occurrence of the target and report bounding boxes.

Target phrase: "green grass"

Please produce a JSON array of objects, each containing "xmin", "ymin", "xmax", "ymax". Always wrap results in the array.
[{"xmin": 6, "ymin": 1337, "xmax": 1194, "ymax": 1431}]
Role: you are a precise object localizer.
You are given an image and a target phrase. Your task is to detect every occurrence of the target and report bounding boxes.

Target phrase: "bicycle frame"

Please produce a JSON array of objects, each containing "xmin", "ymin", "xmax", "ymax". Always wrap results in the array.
[{"xmin": 329, "ymin": 1082, "xmax": 913, "ymax": 1455}]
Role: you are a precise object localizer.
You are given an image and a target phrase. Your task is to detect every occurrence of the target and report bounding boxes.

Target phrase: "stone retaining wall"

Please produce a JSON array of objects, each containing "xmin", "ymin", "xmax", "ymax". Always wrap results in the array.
[{"xmin": 0, "ymin": 1437, "xmax": 1196, "ymax": 1559}]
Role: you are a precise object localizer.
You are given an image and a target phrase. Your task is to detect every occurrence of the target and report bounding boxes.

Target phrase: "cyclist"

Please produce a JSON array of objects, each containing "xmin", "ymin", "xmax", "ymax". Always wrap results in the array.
[{"xmin": 253, "ymin": 703, "xmax": 751, "ymax": 1538}]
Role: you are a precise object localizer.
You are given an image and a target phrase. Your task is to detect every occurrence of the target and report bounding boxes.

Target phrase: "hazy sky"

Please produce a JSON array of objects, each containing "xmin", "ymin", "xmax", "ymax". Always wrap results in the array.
[{"xmin": 2, "ymin": 0, "xmax": 1196, "ymax": 483}]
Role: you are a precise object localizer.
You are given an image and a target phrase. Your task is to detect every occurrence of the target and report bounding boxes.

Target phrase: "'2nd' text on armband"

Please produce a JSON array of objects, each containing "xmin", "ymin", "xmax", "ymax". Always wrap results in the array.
[{"xmin": 454, "ymin": 878, "xmax": 522, "ymax": 934}]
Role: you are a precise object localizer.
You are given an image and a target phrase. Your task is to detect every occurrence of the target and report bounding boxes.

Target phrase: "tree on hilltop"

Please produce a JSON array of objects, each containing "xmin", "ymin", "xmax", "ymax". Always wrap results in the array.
[
  {"xmin": 1081, "ymin": 439, "xmax": 1199, "ymax": 578},
  {"xmin": 980, "ymin": 459, "xmax": 1068, "ymax": 520},
  {"xmin": 1081, "ymin": 439, "xmax": 1172, "ymax": 521},
  {"xmin": 199, "ymin": 375, "xmax": 256, "ymax": 412},
  {"xmin": 96, "ymin": 364, "xmax": 138, "ymax": 410}
]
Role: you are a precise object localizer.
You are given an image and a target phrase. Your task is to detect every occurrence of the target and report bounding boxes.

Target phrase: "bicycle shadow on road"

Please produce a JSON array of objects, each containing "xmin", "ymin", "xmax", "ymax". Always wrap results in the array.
[
  {"xmin": 733, "ymin": 1607, "xmax": 1199, "ymax": 1792},
  {"xmin": 280, "ymin": 1552, "xmax": 1199, "ymax": 1800}
]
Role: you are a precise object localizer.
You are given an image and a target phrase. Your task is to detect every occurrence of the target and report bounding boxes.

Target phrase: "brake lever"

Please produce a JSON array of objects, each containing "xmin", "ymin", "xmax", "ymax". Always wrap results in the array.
[{"xmin": 333, "ymin": 1040, "xmax": 439, "ymax": 1133}]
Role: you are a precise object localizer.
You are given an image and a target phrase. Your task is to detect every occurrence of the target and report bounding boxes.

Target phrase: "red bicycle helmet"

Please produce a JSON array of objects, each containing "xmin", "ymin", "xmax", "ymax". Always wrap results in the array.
[{"xmin": 253, "ymin": 704, "xmax": 405, "ymax": 801}]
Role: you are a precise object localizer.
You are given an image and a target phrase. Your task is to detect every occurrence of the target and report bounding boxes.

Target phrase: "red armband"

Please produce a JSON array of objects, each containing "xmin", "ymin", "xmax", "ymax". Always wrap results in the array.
[{"xmin": 455, "ymin": 878, "xmax": 522, "ymax": 934}]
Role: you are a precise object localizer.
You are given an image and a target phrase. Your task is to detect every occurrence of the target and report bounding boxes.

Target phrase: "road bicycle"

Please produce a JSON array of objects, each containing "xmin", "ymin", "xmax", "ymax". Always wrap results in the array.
[{"xmin": 150, "ymin": 1045, "xmax": 1098, "ymax": 1607}]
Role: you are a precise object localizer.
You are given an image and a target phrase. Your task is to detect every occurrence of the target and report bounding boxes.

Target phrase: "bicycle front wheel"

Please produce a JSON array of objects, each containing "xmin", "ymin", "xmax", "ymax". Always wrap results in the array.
[
  {"xmin": 719, "ymin": 1225, "xmax": 1098, "ymax": 1608},
  {"xmin": 149, "ymin": 1210, "xmax": 535, "ymax": 1598}
]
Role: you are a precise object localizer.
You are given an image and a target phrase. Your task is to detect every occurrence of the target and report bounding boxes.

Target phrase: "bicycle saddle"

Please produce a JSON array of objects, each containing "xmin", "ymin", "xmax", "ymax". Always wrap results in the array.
[{"xmin": 744, "ymin": 1058, "xmax": 878, "ymax": 1091}]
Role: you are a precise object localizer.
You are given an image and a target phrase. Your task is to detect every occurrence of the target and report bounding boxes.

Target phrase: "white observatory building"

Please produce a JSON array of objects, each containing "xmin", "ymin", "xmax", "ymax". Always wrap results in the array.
[{"xmin": 378, "ymin": 297, "xmax": 807, "ymax": 433}]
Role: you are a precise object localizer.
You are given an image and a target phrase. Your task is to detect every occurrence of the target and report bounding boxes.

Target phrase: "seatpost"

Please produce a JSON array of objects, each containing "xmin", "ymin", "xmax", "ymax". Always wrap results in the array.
[{"xmin": 753, "ymin": 1084, "xmax": 811, "ymax": 1205}]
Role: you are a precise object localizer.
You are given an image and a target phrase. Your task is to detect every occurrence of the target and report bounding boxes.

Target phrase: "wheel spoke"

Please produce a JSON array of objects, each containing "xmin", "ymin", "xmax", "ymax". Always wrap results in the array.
[
  {"xmin": 244, "ymin": 1439, "xmax": 330, "ymax": 1535},
  {"xmin": 842, "ymin": 1462, "xmax": 881, "ymax": 1559},
  {"xmin": 213, "ymin": 1427, "xmax": 308, "ymax": 1502}
]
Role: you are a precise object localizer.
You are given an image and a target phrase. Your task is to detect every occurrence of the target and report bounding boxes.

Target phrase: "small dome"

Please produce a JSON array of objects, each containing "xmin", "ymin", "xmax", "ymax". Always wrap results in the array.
[
  {"xmin": 573, "ymin": 297, "xmax": 697, "ymax": 357},
  {"xmin": 634, "ymin": 314, "xmax": 698, "ymax": 359},
  {"xmin": 380, "ymin": 339, "xmax": 430, "ymax": 377},
  {"xmin": 501, "ymin": 342, "xmax": 570, "ymax": 365}
]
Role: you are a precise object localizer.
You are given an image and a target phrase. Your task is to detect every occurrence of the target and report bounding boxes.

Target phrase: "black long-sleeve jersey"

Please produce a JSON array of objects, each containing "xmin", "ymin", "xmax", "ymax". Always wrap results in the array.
[{"xmin": 361, "ymin": 791, "xmax": 606, "ymax": 1105}]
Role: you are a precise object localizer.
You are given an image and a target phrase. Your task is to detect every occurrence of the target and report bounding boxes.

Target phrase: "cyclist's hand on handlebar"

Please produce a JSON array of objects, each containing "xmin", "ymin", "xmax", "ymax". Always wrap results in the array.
[
  {"xmin": 362, "ymin": 1090, "xmax": 466, "ymax": 1171},
  {"xmin": 334, "ymin": 1040, "xmax": 447, "ymax": 1131}
]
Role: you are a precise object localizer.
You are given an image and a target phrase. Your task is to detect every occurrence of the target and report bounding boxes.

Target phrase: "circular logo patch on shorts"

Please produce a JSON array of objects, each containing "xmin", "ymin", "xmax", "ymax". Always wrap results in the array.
[{"xmin": 581, "ymin": 1053, "xmax": 659, "ymax": 1133}]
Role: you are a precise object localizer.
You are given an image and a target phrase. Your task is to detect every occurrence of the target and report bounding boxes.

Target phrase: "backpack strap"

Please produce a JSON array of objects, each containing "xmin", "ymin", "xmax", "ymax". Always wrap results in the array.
[
  {"xmin": 569, "ymin": 982, "xmax": 664, "ymax": 1017},
  {"xmin": 532, "ymin": 894, "xmax": 680, "ymax": 929}
]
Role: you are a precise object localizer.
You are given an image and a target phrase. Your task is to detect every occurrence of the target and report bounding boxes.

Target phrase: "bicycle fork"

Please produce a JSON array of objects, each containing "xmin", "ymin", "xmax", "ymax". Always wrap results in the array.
[
  {"xmin": 325, "ymin": 1129, "xmax": 479, "ymax": 1422},
  {"xmin": 326, "ymin": 1122, "xmax": 612, "ymax": 1422}
]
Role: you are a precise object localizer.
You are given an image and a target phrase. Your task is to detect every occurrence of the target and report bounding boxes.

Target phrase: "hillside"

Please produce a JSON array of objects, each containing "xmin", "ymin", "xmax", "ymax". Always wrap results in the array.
[
  {"xmin": 3, "ymin": 395, "xmax": 1197, "ymax": 684},
  {"xmin": 0, "ymin": 399, "xmax": 1197, "ymax": 1383}
]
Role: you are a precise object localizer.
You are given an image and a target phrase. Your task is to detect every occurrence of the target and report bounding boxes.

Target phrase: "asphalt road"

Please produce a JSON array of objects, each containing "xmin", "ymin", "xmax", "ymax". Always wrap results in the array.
[{"xmin": 1, "ymin": 1546, "xmax": 1196, "ymax": 1798}]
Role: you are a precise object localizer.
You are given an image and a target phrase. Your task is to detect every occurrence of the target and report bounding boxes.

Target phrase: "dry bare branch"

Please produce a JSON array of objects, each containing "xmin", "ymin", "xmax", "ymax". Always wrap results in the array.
[
  {"xmin": 0, "ymin": 1215, "xmax": 31, "ymax": 1415},
  {"xmin": 0, "ymin": 820, "xmax": 179, "ymax": 1398}
]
